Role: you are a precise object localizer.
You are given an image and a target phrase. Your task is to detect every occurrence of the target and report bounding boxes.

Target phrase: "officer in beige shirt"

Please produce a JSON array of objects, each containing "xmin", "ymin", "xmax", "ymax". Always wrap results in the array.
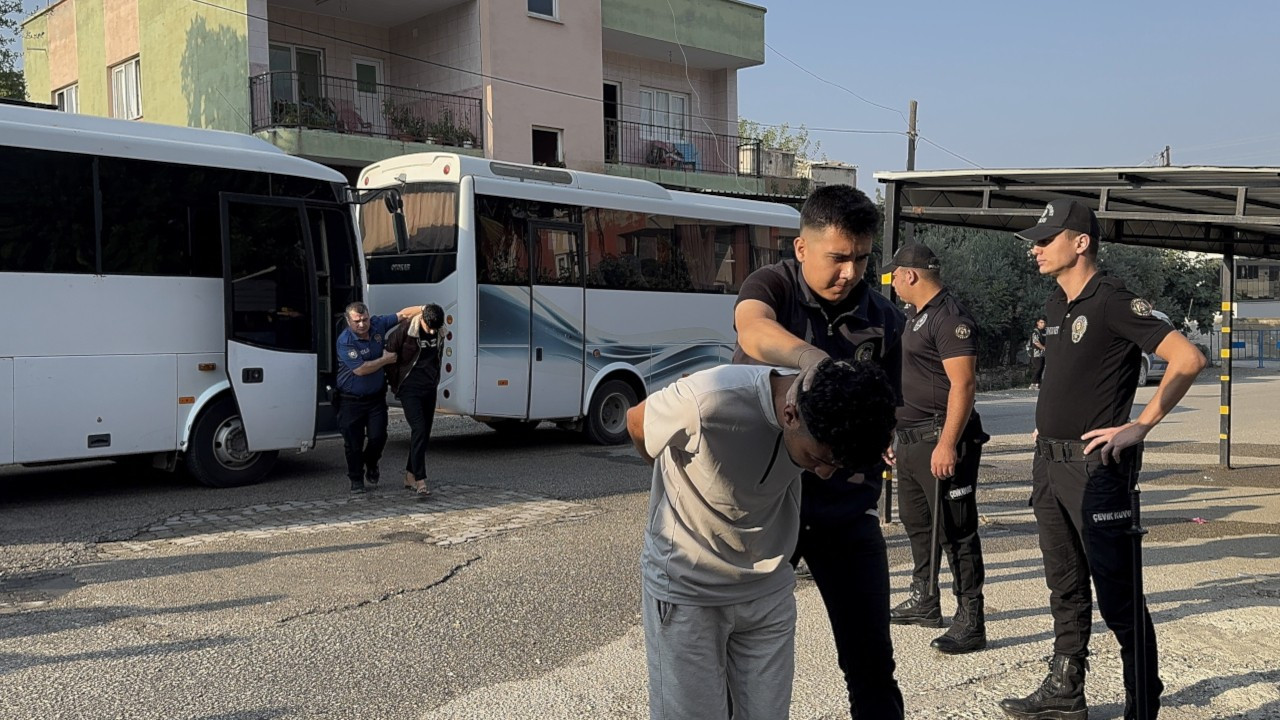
[{"xmin": 626, "ymin": 360, "xmax": 897, "ymax": 720}]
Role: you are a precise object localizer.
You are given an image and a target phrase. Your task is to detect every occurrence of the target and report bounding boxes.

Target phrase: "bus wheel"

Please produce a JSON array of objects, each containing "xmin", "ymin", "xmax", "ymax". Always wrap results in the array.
[
  {"xmin": 1138, "ymin": 358, "xmax": 1150, "ymax": 386},
  {"xmin": 185, "ymin": 397, "xmax": 278, "ymax": 488},
  {"xmin": 585, "ymin": 379, "xmax": 637, "ymax": 445}
]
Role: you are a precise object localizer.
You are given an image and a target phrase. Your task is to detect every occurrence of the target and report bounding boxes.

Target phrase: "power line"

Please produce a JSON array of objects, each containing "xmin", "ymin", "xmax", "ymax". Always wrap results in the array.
[
  {"xmin": 764, "ymin": 42, "xmax": 909, "ymax": 126},
  {"xmin": 762, "ymin": 40, "xmax": 981, "ymax": 169}
]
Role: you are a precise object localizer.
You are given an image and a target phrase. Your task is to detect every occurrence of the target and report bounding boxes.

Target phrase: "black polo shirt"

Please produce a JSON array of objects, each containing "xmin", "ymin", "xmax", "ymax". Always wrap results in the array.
[
  {"xmin": 732, "ymin": 259, "xmax": 906, "ymax": 519},
  {"xmin": 1036, "ymin": 273, "xmax": 1174, "ymax": 440},
  {"xmin": 900, "ymin": 289, "xmax": 978, "ymax": 426}
]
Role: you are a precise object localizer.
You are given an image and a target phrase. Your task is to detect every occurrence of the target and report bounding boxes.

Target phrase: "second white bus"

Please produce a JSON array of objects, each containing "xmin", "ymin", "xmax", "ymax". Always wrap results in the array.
[{"xmin": 358, "ymin": 153, "xmax": 800, "ymax": 444}]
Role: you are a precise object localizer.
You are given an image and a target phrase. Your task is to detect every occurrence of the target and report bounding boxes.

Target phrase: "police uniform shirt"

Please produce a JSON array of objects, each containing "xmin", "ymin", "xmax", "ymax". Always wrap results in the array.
[
  {"xmin": 732, "ymin": 259, "xmax": 906, "ymax": 518},
  {"xmin": 335, "ymin": 314, "xmax": 399, "ymax": 396},
  {"xmin": 1036, "ymin": 274, "xmax": 1174, "ymax": 440},
  {"xmin": 899, "ymin": 289, "xmax": 978, "ymax": 426}
]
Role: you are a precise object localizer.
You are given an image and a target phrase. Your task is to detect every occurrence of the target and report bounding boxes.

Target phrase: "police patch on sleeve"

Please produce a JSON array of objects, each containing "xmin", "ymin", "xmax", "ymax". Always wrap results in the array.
[
  {"xmin": 954, "ymin": 324, "xmax": 971, "ymax": 339},
  {"xmin": 347, "ymin": 349, "xmax": 358, "ymax": 359},
  {"xmin": 1131, "ymin": 298, "xmax": 1153, "ymax": 317}
]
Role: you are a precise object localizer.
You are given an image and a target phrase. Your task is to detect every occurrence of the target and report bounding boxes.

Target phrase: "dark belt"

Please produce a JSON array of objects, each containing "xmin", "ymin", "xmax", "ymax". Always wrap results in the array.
[
  {"xmin": 896, "ymin": 425, "xmax": 940, "ymax": 445},
  {"xmin": 339, "ymin": 391, "xmax": 381, "ymax": 400},
  {"xmin": 1036, "ymin": 437, "xmax": 1096, "ymax": 462}
]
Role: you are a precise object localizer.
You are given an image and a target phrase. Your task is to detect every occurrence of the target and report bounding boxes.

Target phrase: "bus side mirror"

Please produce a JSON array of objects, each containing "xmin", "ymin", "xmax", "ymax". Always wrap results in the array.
[{"xmin": 384, "ymin": 191, "xmax": 409, "ymax": 253}]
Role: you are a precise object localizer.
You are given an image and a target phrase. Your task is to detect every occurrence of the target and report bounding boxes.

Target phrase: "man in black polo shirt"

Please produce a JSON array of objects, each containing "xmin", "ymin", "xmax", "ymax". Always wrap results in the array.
[
  {"xmin": 734, "ymin": 184, "xmax": 906, "ymax": 719},
  {"xmin": 1000, "ymin": 199, "xmax": 1206, "ymax": 720},
  {"xmin": 883, "ymin": 243, "xmax": 989, "ymax": 656}
]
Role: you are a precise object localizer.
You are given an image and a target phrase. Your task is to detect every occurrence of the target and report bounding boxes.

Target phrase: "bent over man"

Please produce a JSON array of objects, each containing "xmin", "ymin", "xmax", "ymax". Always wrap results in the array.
[
  {"xmin": 335, "ymin": 301, "xmax": 426, "ymax": 493},
  {"xmin": 628, "ymin": 360, "xmax": 897, "ymax": 720},
  {"xmin": 1001, "ymin": 199, "xmax": 1206, "ymax": 720}
]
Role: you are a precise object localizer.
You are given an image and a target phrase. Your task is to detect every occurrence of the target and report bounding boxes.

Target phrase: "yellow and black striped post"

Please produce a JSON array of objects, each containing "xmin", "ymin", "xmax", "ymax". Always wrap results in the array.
[{"xmin": 1219, "ymin": 247, "xmax": 1235, "ymax": 468}]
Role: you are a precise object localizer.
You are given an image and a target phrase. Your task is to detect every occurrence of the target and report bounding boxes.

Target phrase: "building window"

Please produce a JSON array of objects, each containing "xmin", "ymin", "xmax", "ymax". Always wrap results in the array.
[
  {"xmin": 269, "ymin": 44, "xmax": 325, "ymax": 104},
  {"xmin": 528, "ymin": 0, "xmax": 557, "ymax": 19},
  {"xmin": 111, "ymin": 58, "xmax": 142, "ymax": 119},
  {"xmin": 54, "ymin": 84, "xmax": 79, "ymax": 113},
  {"xmin": 532, "ymin": 127, "xmax": 563, "ymax": 166},
  {"xmin": 638, "ymin": 87, "xmax": 688, "ymax": 141}
]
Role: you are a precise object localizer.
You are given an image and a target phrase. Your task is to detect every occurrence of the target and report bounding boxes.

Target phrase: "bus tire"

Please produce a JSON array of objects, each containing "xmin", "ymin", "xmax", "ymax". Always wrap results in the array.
[
  {"xmin": 584, "ymin": 379, "xmax": 638, "ymax": 445},
  {"xmin": 185, "ymin": 396, "xmax": 278, "ymax": 488},
  {"xmin": 1138, "ymin": 357, "xmax": 1150, "ymax": 386}
]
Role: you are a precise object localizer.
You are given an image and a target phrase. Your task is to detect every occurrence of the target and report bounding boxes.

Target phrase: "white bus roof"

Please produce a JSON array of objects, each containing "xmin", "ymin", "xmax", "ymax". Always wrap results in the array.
[
  {"xmin": 0, "ymin": 104, "xmax": 345, "ymax": 183},
  {"xmin": 359, "ymin": 152, "xmax": 800, "ymax": 227}
]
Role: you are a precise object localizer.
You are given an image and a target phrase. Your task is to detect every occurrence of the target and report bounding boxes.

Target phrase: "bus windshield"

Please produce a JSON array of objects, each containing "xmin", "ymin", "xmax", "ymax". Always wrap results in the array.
[{"xmin": 361, "ymin": 182, "xmax": 458, "ymax": 255}]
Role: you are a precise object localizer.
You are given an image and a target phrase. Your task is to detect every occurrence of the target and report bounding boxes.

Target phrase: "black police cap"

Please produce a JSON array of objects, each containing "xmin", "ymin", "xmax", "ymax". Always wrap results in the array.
[{"xmin": 1016, "ymin": 198, "xmax": 1101, "ymax": 243}]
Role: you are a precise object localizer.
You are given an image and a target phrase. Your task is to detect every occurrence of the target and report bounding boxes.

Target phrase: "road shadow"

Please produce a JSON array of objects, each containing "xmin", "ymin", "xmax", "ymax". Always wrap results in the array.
[{"xmin": 0, "ymin": 595, "xmax": 284, "ymax": 641}]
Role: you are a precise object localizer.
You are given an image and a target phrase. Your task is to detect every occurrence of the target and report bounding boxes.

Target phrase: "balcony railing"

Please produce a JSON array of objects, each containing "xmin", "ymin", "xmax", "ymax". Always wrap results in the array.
[
  {"xmin": 605, "ymin": 118, "xmax": 763, "ymax": 177},
  {"xmin": 250, "ymin": 72, "xmax": 483, "ymax": 149}
]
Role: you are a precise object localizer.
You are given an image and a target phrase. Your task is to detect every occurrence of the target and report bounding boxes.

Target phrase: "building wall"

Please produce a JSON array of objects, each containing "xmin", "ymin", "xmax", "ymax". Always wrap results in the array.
[
  {"xmin": 138, "ymin": 0, "xmax": 250, "ymax": 132},
  {"xmin": 74, "ymin": 0, "xmax": 107, "ymax": 116},
  {"xmin": 601, "ymin": 0, "xmax": 765, "ymax": 66},
  {"xmin": 602, "ymin": 49, "xmax": 734, "ymax": 136},
  {"xmin": 20, "ymin": 10, "xmax": 52, "ymax": 102},
  {"xmin": 103, "ymin": 0, "xmax": 139, "ymax": 67},
  {"xmin": 480, "ymin": 0, "xmax": 603, "ymax": 168},
  {"xmin": 22, "ymin": 0, "xmax": 251, "ymax": 131},
  {"xmin": 388, "ymin": 2, "xmax": 481, "ymax": 96},
  {"xmin": 266, "ymin": 4, "xmax": 391, "ymax": 84}
]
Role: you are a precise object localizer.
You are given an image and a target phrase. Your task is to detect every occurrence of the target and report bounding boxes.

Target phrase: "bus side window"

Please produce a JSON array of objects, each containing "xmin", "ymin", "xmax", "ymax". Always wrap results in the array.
[{"xmin": 0, "ymin": 147, "xmax": 96, "ymax": 274}]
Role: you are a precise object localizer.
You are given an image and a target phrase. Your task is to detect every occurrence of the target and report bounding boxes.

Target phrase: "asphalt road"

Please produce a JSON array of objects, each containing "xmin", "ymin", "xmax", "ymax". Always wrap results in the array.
[{"xmin": 1, "ymin": 368, "xmax": 1276, "ymax": 719}]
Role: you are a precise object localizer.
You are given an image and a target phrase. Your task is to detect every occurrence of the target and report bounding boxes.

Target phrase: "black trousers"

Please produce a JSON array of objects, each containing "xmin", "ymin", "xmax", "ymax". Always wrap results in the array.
[
  {"xmin": 400, "ymin": 388, "xmax": 437, "ymax": 481},
  {"xmin": 896, "ymin": 429, "xmax": 985, "ymax": 600},
  {"xmin": 796, "ymin": 508, "xmax": 904, "ymax": 719},
  {"xmin": 1032, "ymin": 442, "xmax": 1163, "ymax": 717},
  {"xmin": 1030, "ymin": 356, "xmax": 1045, "ymax": 384},
  {"xmin": 336, "ymin": 393, "xmax": 388, "ymax": 483}
]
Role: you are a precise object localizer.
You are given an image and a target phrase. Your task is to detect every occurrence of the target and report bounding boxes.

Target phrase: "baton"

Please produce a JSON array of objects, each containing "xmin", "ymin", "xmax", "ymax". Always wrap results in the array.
[
  {"xmin": 928, "ymin": 472, "xmax": 944, "ymax": 599},
  {"xmin": 1128, "ymin": 460, "xmax": 1150, "ymax": 719}
]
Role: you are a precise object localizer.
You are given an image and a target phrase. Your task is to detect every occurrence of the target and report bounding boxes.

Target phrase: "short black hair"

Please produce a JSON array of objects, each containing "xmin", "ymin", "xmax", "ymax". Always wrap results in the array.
[
  {"xmin": 422, "ymin": 303, "xmax": 444, "ymax": 330},
  {"xmin": 800, "ymin": 185, "xmax": 880, "ymax": 240},
  {"xmin": 797, "ymin": 359, "xmax": 897, "ymax": 470},
  {"xmin": 345, "ymin": 301, "xmax": 370, "ymax": 317}
]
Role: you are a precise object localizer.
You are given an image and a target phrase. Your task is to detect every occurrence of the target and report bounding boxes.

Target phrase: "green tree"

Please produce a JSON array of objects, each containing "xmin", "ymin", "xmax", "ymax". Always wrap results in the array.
[
  {"xmin": 738, "ymin": 118, "xmax": 825, "ymax": 161},
  {"xmin": 1098, "ymin": 245, "xmax": 1219, "ymax": 332},
  {"xmin": 0, "ymin": 0, "xmax": 26, "ymax": 100}
]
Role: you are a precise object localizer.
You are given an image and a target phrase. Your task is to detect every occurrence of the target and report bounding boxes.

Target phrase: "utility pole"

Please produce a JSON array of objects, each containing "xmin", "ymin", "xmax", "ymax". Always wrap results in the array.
[
  {"xmin": 902, "ymin": 100, "xmax": 918, "ymax": 244},
  {"xmin": 1162, "ymin": 145, "xmax": 1171, "ymax": 167},
  {"xmin": 906, "ymin": 100, "xmax": 918, "ymax": 171}
]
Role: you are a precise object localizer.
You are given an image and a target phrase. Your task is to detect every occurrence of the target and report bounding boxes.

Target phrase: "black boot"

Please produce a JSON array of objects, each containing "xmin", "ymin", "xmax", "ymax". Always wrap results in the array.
[
  {"xmin": 890, "ymin": 581, "xmax": 942, "ymax": 627},
  {"xmin": 1000, "ymin": 654, "xmax": 1088, "ymax": 719},
  {"xmin": 931, "ymin": 597, "xmax": 987, "ymax": 654}
]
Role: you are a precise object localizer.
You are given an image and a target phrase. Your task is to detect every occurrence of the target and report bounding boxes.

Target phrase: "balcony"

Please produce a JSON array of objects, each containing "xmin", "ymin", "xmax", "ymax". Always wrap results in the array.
[
  {"xmin": 249, "ymin": 72, "xmax": 483, "ymax": 149},
  {"xmin": 606, "ymin": 118, "xmax": 761, "ymax": 177}
]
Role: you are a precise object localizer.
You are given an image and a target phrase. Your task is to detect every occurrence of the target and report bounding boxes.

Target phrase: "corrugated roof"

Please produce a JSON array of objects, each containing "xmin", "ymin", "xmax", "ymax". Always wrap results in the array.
[{"xmin": 875, "ymin": 166, "xmax": 1280, "ymax": 258}]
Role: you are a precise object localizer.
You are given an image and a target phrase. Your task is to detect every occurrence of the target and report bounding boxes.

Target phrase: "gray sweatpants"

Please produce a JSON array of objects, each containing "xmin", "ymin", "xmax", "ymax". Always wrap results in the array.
[{"xmin": 642, "ymin": 584, "xmax": 796, "ymax": 720}]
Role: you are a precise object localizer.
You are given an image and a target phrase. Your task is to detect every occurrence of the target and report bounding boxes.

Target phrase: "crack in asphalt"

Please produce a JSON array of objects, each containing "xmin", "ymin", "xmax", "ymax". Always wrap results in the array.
[{"xmin": 274, "ymin": 556, "xmax": 481, "ymax": 624}]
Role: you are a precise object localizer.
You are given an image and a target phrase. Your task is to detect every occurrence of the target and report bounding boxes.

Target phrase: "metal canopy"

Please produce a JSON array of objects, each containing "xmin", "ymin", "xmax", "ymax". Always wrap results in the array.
[
  {"xmin": 870, "ymin": 166, "xmax": 1269, "ymax": 488},
  {"xmin": 875, "ymin": 166, "xmax": 1280, "ymax": 259}
]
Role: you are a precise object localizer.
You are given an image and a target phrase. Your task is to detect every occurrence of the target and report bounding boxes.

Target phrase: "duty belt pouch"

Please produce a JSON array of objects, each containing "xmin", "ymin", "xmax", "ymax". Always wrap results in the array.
[{"xmin": 327, "ymin": 385, "xmax": 342, "ymax": 410}]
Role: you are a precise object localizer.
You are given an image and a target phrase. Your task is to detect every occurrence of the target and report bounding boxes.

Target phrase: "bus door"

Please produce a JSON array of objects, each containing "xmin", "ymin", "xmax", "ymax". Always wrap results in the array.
[
  {"xmin": 527, "ymin": 221, "xmax": 586, "ymax": 419},
  {"xmin": 221, "ymin": 195, "xmax": 320, "ymax": 451}
]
